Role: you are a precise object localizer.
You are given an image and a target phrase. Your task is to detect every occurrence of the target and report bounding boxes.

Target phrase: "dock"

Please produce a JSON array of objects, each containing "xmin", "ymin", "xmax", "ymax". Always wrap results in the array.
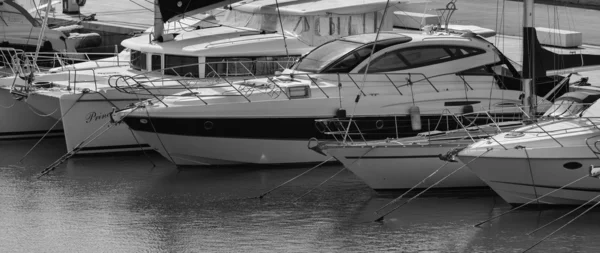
[
  {"xmin": 35, "ymin": 0, "xmax": 154, "ymax": 53},
  {"xmin": 18, "ymin": 0, "xmax": 600, "ymax": 56}
]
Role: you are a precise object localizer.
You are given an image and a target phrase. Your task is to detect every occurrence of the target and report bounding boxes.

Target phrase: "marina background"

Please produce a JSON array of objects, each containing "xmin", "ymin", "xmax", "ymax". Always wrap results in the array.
[{"xmin": 4, "ymin": 0, "xmax": 600, "ymax": 252}]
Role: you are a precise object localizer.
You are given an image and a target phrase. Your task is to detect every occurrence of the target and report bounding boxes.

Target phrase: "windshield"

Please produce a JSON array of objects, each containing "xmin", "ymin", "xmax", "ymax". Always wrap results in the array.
[
  {"xmin": 543, "ymin": 99, "xmax": 586, "ymax": 118},
  {"xmin": 294, "ymin": 40, "xmax": 363, "ymax": 73}
]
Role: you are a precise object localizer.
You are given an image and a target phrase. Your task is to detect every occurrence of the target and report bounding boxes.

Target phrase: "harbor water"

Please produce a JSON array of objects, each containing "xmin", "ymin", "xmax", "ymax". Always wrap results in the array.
[{"xmin": 1, "ymin": 138, "xmax": 600, "ymax": 252}]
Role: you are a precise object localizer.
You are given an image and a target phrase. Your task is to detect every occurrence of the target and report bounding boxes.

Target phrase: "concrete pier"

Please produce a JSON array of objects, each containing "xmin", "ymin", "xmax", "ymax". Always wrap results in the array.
[
  {"xmin": 36, "ymin": 0, "xmax": 154, "ymax": 53},
  {"xmin": 17, "ymin": 0, "xmax": 600, "ymax": 52}
]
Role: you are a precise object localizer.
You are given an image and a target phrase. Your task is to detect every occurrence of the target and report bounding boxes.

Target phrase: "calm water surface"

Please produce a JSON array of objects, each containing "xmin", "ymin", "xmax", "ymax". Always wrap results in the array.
[{"xmin": 1, "ymin": 138, "xmax": 600, "ymax": 252}]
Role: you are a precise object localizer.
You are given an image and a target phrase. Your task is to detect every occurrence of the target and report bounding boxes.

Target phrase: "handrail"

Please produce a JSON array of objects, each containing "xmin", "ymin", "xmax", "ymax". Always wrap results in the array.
[
  {"xmin": 314, "ymin": 105, "xmax": 527, "ymax": 145},
  {"xmin": 106, "ymin": 68, "xmax": 511, "ymax": 110}
]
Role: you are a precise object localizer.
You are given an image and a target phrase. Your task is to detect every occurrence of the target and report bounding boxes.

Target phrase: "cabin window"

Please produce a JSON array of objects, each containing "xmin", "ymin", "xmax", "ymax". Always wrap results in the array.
[
  {"xmin": 206, "ymin": 56, "xmax": 295, "ymax": 77},
  {"xmin": 164, "ymin": 55, "xmax": 199, "ymax": 77},
  {"xmin": 363, "ymin": 52, "xmax": 408, "ymax": 72},
  {"xmin": 295, "ymin": 40, "xmax": 362, "ymax": 73},
  {"xmin": 151, "ymin": 55, "xmax": 161, "ymax": 71},
  {"xmin": 362, "ymin": 46, "xmax": 486, "ymax": 73},
  {"xmin": 130, "ymin": 50, "xmax": 147, "ymax": 71},
  {"xmin": 322, "ymin": 46, "xmax": 375, "ymax": 73},
  {"xmin": 400, "ymin": 47, "xmax": 450, "ymax": 66}
]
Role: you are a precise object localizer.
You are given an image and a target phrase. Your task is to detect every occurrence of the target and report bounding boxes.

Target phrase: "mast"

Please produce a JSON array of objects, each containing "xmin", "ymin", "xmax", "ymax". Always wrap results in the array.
[
  {"xmin": 154, "ymin": 0, "xmax": 164, "ymax": 41},
  {"xmin": 33, "ymin": 0, "xmax": 53, "ymax": 64},
  {"xmin": 522, "ymin": 0, "xmax": 536, "ymax": 117}
]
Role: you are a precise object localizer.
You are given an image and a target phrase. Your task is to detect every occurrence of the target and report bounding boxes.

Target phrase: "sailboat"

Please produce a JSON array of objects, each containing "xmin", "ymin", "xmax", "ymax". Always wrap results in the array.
[
  {"xmin": 457, "ymin": 0, "xmax": 600, "ymax": 205},
  {"xmin": 112, "ymin": 0, "xmax": 575, "ymax": 166},
  {"xmin": 0, "ymin": 0, "xmax": 399, "ymax": 152}
]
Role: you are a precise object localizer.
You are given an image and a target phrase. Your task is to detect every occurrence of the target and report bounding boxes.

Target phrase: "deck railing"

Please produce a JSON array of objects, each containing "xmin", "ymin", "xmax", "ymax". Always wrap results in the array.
[
  {"xmin": 314, "ymin": 105, "xmax": 533, "ymax": 146},
  {"xmin": 107, "ymin": 63, "xmax": 478, "ymax": 108}
]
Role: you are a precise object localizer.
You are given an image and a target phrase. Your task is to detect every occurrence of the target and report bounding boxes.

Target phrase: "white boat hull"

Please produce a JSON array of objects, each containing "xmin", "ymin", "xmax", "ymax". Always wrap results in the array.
[
  {"xmin": 133, "ymin": 131, "xmax": 329, "ymax": 165},
  {"xmin": 0, "ymin": 88, "xmax": 63, "ymax": 139},
  {"xmin": 324, "ymin": 144, "xmax": 486, "ymax": 190},
  {"xmin": 460, "ymin": 144, "xmax": 600, "ymax": 205},
  {"xmin": 58, "ymin": 90, "xmax": 154, "ymax": 153}
]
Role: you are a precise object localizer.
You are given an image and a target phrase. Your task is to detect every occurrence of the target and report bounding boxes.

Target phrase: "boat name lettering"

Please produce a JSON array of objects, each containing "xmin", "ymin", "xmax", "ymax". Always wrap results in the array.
[{"xmin": 85, "ymin": 111, "xmax": 112, "ymax": 123}]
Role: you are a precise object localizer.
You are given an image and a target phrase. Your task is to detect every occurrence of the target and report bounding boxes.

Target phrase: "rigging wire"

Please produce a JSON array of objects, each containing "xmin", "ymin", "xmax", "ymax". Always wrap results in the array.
[
  {"xmin": 342, "ymin": 0, "xmax": 392, "ymax": 142},
  {"xmin": 274, "ymin": 0, "xmax": 290, "ymax": 58}
]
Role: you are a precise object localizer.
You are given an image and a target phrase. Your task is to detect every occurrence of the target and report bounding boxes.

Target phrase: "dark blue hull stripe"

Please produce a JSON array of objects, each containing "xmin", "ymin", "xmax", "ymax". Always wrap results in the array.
[{"xmin": 123, "ymin": 114, "xmax": 522, "ymax": 140}]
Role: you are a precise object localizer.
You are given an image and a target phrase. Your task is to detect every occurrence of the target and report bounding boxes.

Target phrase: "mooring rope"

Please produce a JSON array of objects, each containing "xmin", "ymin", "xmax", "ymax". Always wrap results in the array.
[
  {"xmin": 26, "ymin": 102, "xmax": 59, "ymax": 117},
  {"xmin": 523, "ymin": 147, "xmax": 540, "ymax": 205},
  {"xmin": 292, "ymin": 167, "xmax": 346, "ymax": 203},
  {"xmin": 527, "ymin": 194, "xmax": 600, "ymax": 236},
  {"xmin": 37, "ymin": 105, "xmax": 140, "ymax": 178},
  {"xmin": 473, "ymin": 174, "xmax": 589, "ymax": 227},
  {"xmin": 375, "ymin": 149, "xmax": 492, "ymax": 222},
  {"xmin": 0, "ymin": 98, "xmax": 15, "ymax": 109},
  {"xmin": 522, "ymin": 196, "xmax": 600, "ymax": 253},
  {"xmin": 19, "ymin": 93, "xmax": 86, "ymax": 163},
  {"xmin": 255, "ymin": 157, "xmax": 334, "ymax": 199},
  {"xmin": 375, "ymin": 161, "xmax": 451, "ymax": 214}
]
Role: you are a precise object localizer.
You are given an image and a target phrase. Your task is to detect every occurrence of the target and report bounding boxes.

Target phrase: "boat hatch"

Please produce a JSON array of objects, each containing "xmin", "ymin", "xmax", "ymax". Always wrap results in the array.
[
  {"xmin": 286, "ymin": 84, "xmax": 311, "ymax": 99},
  {"xmin": 417, "ymin": 130, "xmax": 445, "ymax": 137}
]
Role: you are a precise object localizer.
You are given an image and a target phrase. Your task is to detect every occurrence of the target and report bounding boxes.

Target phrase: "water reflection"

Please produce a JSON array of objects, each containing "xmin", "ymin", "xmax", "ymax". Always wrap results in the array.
[{"xmin": 2, "ymin": 139, "xmax": 600, "ymax": 252}]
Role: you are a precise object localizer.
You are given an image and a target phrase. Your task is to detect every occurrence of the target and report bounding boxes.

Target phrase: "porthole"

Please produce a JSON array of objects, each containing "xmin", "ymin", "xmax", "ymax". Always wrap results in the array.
[
  {"xmin": 563, "ymin": 162, "xmax": 582, "ymax": 170},
  {"xmin": 204, "ymin": 121, "xmax": 214, "ymax": 130},
  {"xmin": 376, "ymin": 120, "xmax": 384, "ymax": 130}
]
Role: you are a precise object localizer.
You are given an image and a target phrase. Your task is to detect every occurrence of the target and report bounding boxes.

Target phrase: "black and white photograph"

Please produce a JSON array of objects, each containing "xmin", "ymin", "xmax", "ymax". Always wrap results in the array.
[{"xmin": 2, "ymin": 0, "xmax": 600, "ymax": 252}]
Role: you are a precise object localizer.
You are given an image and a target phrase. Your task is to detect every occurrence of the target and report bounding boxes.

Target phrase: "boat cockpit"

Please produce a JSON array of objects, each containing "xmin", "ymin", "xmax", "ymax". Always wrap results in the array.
[{"xmin": 544, "ymin": 91, "xmax": 600, "ymax": 118}]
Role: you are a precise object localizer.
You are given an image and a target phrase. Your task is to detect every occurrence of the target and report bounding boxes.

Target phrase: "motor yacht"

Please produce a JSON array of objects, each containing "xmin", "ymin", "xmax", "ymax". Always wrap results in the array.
[
  {"xmin": 455, "ymin": 0, "xmax": 600, "ymax": 205},
  {"xmin": 114, "ymin": 21, "xmax": 572, "ymax": 166},
  {"xmin": 312, "ymin": 85, "xmax": 597, "ymax": 191},
  {"xmin": 458, "ymin": 92, "xmax": 600, "ymax": 205},
  {"xmin": 0, "ymin": 0, "xmax": 397, "ymax": 151}
]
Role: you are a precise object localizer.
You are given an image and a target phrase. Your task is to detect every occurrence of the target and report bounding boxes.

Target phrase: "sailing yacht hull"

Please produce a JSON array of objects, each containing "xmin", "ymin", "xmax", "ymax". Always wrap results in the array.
[
  {"xmin": 323, "ymin": 144, "xmax": 486, "ymax": 190},
  {"xmin": 58, "ymin": 90, "xmax": 155, "ymax": 153},
  {"xmin": 460, "ymin": 144, "xmax": 600, "ymax": 205},
  {"xmin": 0, "ymin": 88, "xmax": 63, "ymax": 140}
]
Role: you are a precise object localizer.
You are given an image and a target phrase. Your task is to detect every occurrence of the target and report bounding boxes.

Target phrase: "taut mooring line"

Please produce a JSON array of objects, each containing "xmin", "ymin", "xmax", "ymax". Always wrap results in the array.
[
  {"xmin": 473, "ymin": 175, "xmax": 589, "ymax": 227},
  {"xmin": 292, "ymin": 167, "xmax": 346, "ymax": 203},
  {"xmin": 254, "ymin": 157, "xmax": 334, "ymax": 199},
  {"xmin": 522, "ymin": 196, "xmax": 600, "ymax": 253},
  {"xmin": 527, "ymin": 194, "xmax": 600, "ymax": 236},
  {"xmin": 37, "ymin": 106, "xmax": 140, "ymax": 178},
  {"xmin": 375, "ymin": 161, "xmax": 450, "ymax": 214},
  {"xmin": 38, "ymin": 120, "xmax": 113, "ymax": 178},
  {"xmin": 375, "ymin": 149, "xmax": 490, "ymax": 222},
  {"xmin": 20, "ymin": 93, "xmax": 85, "ymax": 163},
  {"xmin": 291, "ymin": 148, "xmax": 375, "ymax": 202}
]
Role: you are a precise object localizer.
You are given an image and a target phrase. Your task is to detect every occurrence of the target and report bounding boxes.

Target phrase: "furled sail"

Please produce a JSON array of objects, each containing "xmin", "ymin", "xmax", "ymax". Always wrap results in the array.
[{"xmin": 158, "ymin": 0, "xmax": 242, "ymax": 22}]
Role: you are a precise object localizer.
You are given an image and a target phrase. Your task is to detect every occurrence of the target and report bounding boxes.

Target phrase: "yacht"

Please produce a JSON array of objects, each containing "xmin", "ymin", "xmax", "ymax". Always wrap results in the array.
[
  {"xmin": 114, "ymin": 21, "xmax": 572, "ymax": 166},
  {"xmin": 458, "ymin": 91, "xmax": 600, "ymax": 205},
  {"xmin": 456, "ymin": 0, "xmax": 600, "ymax": 205},
  {"xmin": 311, "ymin": 85, "xmax": 596, "ymax": 191},
  {"xmin": 0, "ymin": 0, "xmax": 398, "ymax": 151},
  {"xmin": 1, "ymin": 0, "xmax": 105, "ymax": 139}
]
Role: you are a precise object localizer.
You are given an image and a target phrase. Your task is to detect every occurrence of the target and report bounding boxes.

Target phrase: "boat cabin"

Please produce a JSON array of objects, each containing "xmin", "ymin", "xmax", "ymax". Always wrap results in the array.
[
  {"xmin": 122, "ymin": 0, "xmax": 398, "ymax": 79},
  {"xmin": 289, "ymin": 32, "xmax": 520, "ymax": 78}
]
